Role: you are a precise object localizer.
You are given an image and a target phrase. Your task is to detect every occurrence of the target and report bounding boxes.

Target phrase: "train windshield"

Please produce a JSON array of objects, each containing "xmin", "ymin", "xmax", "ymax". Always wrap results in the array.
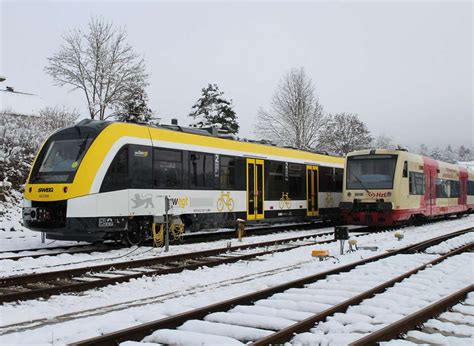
[
  {"xmin": 30, "ymin": 133, "xmax": 94, "ymax": 184},
  {"xmin": 346, "ymin": 154, "xmax": 398, "ymax": 190}
]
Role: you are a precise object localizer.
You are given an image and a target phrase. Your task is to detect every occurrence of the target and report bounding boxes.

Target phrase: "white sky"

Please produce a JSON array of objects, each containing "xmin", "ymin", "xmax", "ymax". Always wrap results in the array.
[{"xmin": 1, "ymin": 0, "xmax": 472, "ymax": 148}]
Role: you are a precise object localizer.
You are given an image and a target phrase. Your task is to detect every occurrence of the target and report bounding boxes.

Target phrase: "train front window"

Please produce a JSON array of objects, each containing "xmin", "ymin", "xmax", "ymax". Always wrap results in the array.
[
  {"xmin": 30, "ymin": 134, "xmax": 93, "ymax": 184},
  {"xmin": 347, "ymin": 155, "xmax": 397, "ymax": 190}
]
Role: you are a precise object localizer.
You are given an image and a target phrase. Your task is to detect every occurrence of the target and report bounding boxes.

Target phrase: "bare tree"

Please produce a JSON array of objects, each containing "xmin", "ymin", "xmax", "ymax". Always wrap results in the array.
[
  {"xmin": 319, "ymin": 113, "xmax": 372, "ymax": 156},
  {"xmin": 39, "ymin": 106, "xmax": 80, "ymax": 129},
  {"xmin": 371, "ymin": 133, "xmax": 396, "ymax": 149},
  {"xmin": 256, "ymin": 67, "xmax": 325, "ymax": 150},
  {"xmin": 45, "ymin": 17, "xmax": 148, "ymax": 120}
]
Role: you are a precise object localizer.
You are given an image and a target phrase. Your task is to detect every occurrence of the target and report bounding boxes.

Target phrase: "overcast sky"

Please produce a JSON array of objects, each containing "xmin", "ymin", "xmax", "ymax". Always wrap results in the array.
[{"xmin": 1, "ymin": 0, "xmax": 472, "ymax": 148}]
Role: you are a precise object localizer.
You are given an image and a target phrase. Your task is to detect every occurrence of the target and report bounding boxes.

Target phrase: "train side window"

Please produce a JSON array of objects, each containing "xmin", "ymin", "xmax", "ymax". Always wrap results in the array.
[
  {"xmin": 435, "ymin": 178, "xmax": 449, "ymax": 198},
  {"xmin": 220, "ymin": 156, "xmax": 236, "ymax": 189},
  {"xmin": 190, "ymin": 152, "xmax": 214, "ymax": 188},
  {"xmin": 234, "ymin": 157, "xmax": 246, "ymax": 190},
  {"xmin": 402, "ymin": 161, "xmax": 408, "ymax": 178},
  {"xmin": 129, "ymin": 145, "xmax": 152, "ymax": 189},
  {"xmin": 468, "ymin": 181, "xmax": 474, "ymax": 195},
  {"xmin": 409, "ymin": 172, "xmax": 425, "ymax": 195},
  {"xmin": 100, "ymin": 146, "xmax": 129, "ymax": 192},
  {"xmin": 319, "ymin": 166, "xmax": 336, "ymax": 192},
  {"xmin": 267, "ymin": 161, "xmax": 286, "ymax": 199},
  {"xmin": 450, "ymin": 180, "xmax": 460, "ymax": 198},
  {"xmin": 154, "ymin": 148, "xmax": 182, "ymax": 188},
  {"xmin": 288, "ymin": 163, "xmax": 305, "ymax": 199},
  {"xmin": 335, "ymin": 168, "xmax": 343, "ymax": 192}
]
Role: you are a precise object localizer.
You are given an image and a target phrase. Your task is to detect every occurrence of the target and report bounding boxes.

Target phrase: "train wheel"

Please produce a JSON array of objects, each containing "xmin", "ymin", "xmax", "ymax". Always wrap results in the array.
[
  {"xmin": 123, "ymin": 220, "xmax": 148, "ymax": 246},
  {"xmin": 125, "ymin": 229, "xmax": 143, "ymax": 246}
]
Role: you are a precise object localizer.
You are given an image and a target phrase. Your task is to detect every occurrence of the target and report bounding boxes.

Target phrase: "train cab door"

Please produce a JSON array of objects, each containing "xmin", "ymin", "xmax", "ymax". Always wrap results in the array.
[
  {"xmin": 306, "ymin": 165, "xmax": 319, "ymax": 217},
  {"xmin": 246, "ymin": 159, "xmax": 265, "ymax": 220}
]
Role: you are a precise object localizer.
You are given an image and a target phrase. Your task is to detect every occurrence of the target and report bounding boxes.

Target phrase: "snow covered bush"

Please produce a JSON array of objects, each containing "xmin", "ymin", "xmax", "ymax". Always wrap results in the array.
[{"xmin": 0, "ymin": 107, "xmax": 78, "ymax": 206}]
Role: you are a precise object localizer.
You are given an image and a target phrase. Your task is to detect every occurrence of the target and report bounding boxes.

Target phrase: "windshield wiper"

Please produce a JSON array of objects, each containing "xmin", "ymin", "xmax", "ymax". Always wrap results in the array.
[
  {"xmin": 73, "ymin": 134, "xmax": 90, "ymax": 163},
  {"xmin": 349, "ymin": 170, "xmax": 371, "ymax": 195}
]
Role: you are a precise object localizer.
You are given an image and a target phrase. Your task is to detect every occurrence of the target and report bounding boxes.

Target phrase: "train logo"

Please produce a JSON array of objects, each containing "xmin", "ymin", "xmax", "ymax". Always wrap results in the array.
[
  {"xmin": 170, "ymin": 197, "xmax": 189, "ymax": 209},
  {"xmin": 367, "ymin": 191, "xmax": 390, "ymax": 198},
  {"xmin": 131, "ymin": 193, "xmax": 154, "ymax": 209},
  {"xmin": 217, "ymin": 191, "xmax": 234, "ymax": 212},
  {"xmin": 279, "ymin": 192, "xmax": 291, "ymax": 209},
  {"xmin": 325, "ymin": 193, "xmax": 334, "ymax": 207}
]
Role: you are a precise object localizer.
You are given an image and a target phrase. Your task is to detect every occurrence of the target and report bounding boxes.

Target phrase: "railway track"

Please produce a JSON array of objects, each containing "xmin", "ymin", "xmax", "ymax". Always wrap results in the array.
[
  {"xmin": 0, "ymin": 221, "xmax": 343, "ymax": 262},
  {"xmin": 351, "ymin": 285, "xmax": 473, "ymax": 345},
  {"xmin": 70, "ymin": 228, "xmax": 473, "ymax": 345},
  {"xmin": 0, "ymin": 228, "xmax": 368, "ymax": 303},
  {"xmin": 0, "ymin": 243, "xmax": 123, "ymax": 261}
]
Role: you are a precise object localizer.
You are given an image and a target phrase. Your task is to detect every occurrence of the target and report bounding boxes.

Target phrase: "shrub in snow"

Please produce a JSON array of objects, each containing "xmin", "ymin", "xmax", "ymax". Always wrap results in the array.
[{"xmin": 0, "ymin": 108, "xmax": 78, "ymax": 206}]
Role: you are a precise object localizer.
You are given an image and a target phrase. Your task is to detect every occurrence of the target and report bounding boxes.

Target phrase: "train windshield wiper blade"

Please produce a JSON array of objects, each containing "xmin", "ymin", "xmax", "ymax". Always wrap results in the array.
[
  {"xmin": 74, "ymin": 134, "xmax": 90, "ymax": 163},
  {"xmin": 349, "ymin": 170, "xmax": 371, "ymax": 195}
]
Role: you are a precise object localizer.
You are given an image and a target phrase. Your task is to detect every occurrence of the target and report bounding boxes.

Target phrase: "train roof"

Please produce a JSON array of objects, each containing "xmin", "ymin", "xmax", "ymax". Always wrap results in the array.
[
  {"xmin": 346, "ymin": 149, "xmax": 469, "ymax": 173},
  {"xmin": 75, "ymin": 120, "xmax": 344, "ymax": 167}
]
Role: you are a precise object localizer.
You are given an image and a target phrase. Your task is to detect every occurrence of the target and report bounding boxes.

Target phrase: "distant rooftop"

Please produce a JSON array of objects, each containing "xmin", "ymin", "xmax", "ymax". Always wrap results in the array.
[{"xmin": 0, "ymin": 86, "xmax": 47, "ymax": 116}]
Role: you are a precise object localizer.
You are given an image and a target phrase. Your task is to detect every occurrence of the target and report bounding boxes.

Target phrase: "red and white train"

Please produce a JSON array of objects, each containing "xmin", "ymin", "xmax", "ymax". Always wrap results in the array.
[{"xmin": 340, "ymin": 149, "xmax": 474, "ymax": 226}]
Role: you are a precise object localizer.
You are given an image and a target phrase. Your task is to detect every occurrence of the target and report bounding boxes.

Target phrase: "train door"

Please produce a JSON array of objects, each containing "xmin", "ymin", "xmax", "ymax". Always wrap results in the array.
[
  {"xmin": 428, "ymin": 169, "xmax": 437, "ymax": 216},
  {"xmin": 423, "ymin": 158, "xmax": 438, "ymax": 217},
  {"xmin": 306, "ymin": 165, "xmax": 319, "ymax": 216},
  {"xmin": 246, "ymin": 159, "xmax": 264, "ymax": 220}
]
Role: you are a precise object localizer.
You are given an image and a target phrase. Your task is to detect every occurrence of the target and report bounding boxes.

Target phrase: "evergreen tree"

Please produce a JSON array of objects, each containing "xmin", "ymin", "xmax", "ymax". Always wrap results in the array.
[
  {"xmin": 429, "ymin": 146, "xmax": 443, "ymax": 160},
  {"xmin": 189, "ymin": 84, "xmax": 239, "ymax": 134},
  {"xmin": 458, "ymin": 145, "xmax": 470, "ymax": 161},
  {"xmin": 116, "ymin": 87, "xmax": 153, "ymax": 124},
  {"xmin": 419, "ymin": 144, "xmax": 429, "ymax": 156}
]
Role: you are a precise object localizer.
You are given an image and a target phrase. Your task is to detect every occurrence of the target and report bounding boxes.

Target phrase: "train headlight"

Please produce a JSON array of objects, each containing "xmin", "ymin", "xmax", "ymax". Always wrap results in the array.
[
  {"xmin": 347, "ymin": 192, "xmax": 352, "ymax": 197},
  {"xmin": 63, "ymin": 187, "xmax": 68, "ymax": 193},
  {"xmin": 29, "ymin": 187, "xmax": 32, "ymax": 193}
]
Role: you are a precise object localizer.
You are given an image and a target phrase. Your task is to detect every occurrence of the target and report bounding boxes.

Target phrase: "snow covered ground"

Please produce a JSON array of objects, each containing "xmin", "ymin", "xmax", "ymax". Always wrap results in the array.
[
  {"xmin": 382, "ymin": 292, "xmax": 474, "ymax": 345},
  {"xmin": 0, "ymin": 215, "xmax": 472, "ymax": 344},
  {"xmin": 292, "ymin": 252, "xmax": 473, "ymax": 345},
  {"xmin": 0, "ymin": 227, "xmax": 338, "ymax": 277}
]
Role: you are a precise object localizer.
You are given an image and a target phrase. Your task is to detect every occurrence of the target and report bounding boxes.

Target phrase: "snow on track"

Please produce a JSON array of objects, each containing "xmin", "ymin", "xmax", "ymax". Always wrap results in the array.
[
  {"xmin": 291, "ymin": 252, "xmax": 474, "ymax": 345},
  {"xmin": 0, "ymin": 216, "xmax": 472, "ymax": 344},
  {"xmin": 425, "ymin": 232, "xmax": 474, "ymax": 254},
  {"xmin": 144, "ymin": 253, "xmax": 434, "ymax": 344},
  {"xmin": 0, "ymin": 227, "xmax": 335, "ymax": 277},
  {"xmin": 381, "ymin": 292, "xmax": 474, "ymax": 345}
]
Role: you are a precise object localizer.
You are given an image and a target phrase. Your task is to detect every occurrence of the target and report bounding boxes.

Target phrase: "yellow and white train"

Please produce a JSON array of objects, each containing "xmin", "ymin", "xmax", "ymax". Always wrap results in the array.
[
  {"xmin": 23, "ymin": 120, "xmax": 344, "ymax": 243},
  {"xmin": 340, "ymin": 149, "xmax": 474, "ymax": 226}
]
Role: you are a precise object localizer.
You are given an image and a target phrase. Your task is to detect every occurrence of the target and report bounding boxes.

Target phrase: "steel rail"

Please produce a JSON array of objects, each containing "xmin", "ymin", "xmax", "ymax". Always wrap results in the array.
[
  {"xmin": 0, "ymin": 222, "xmax": 330, "ymax": 261},
  {"xmin": 0, "ymin": 229, "xmax": 337, "ymax": 285},
  {"xmin": 0, "ymin": 228, "xmax": 363, "ymax": 303},
  {"xmin": 252, "ymin": 242, "xmax": 474, "ymax": 345},
  {"xmin": 70, "ymin": 228, "xmax": 472, "ymax": 346},
  {"xmin": 0, "ymin": 243, "xmax": 124, "ymax": 261},
  {"xmin": 350, "ymin": 284, "xmax": 474, "ymax": 346}
]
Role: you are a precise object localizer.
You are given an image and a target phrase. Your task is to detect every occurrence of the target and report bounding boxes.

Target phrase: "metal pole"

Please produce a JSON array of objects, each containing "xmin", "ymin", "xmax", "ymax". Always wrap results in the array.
[
  {"xmin": 165, "ymin": 196, "xmax": 170, "ymax": 252},
  {"xmin": 41, "ymin": 232, "xmax": 45, "ymax": 243}
]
